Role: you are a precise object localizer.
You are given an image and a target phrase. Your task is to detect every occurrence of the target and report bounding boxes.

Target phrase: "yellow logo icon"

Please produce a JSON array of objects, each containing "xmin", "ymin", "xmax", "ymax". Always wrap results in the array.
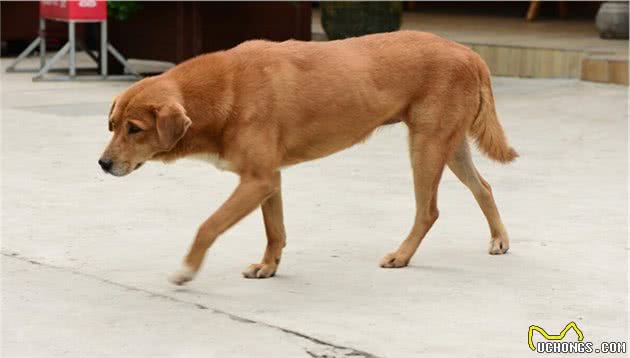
[{"xmin": 528, "ymin": 322, "xmax": 585, "ymax": 351}]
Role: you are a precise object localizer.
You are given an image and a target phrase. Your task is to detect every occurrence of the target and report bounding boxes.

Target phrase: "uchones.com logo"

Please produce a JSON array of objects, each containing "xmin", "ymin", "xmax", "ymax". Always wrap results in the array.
[{"xmin": 528, "ymin": 322, "xmax": 626, "ymax": 354}]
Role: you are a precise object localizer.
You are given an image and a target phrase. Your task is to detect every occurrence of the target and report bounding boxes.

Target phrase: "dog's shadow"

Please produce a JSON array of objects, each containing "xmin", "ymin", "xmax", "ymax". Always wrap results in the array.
[{"xmin": 405, "ymin": 264, "xmax": 464, "ymax": 274}]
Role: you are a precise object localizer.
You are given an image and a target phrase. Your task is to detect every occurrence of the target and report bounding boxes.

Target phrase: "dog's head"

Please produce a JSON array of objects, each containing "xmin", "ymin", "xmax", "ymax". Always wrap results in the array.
[{"xmin": 99, "ymin": 81, "xmax": 191, "ymax": 176}]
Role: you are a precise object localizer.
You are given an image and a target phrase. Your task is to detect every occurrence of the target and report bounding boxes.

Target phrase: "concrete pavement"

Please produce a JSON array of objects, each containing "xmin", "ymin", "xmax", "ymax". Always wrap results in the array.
[{"xmin": 1, "ymin": 60, "xmax": 628, "ymax": 357}]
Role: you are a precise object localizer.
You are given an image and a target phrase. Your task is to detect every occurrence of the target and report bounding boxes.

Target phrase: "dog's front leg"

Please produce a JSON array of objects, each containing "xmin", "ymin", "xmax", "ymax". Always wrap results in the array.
[
  {"xmin": 243, "ymin": 172, "xmax": 286, "ymax": 279},
  {"xmin": 169, "ymin": 175, "xmax": 279, "ymax": 285}
]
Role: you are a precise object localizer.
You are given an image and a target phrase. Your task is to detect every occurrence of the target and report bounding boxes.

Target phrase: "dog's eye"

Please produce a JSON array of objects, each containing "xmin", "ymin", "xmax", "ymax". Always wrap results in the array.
[{"xmin": 128, "ymin": 123, "xmax": 142, "ymax": 135}]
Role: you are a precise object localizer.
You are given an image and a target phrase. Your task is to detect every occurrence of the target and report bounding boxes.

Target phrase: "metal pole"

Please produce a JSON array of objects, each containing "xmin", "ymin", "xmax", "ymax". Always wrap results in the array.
[
  {"xmin": 39, "ymin": 18, "xmax": 46, "ymax": 69},
  {"xmin": 5, "ymin": 38, "xmax": 41, "ymax": 72},
  {"xmin": 69, "ymin": 21, "xmax": 76, "ymax": 77},
  {"xmin": 108, "ymin": 44, "xmax": 140, "ymax": 77},
  {"xmin": 33, "ymin": 42, "xmax": 70, "ymax": 80},
  {"xmin": 101, "ymin": 21, "xmax": 107, "ymax": 77}
]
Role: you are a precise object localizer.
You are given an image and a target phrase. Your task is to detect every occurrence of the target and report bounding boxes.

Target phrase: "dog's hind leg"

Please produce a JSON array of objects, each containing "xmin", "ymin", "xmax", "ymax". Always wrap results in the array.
[
  {"xmin": 447, "ymin": 140, "xmax": 509, "ymax": 254},
  {"xmin": 380, "ymin": 129, "xmax": 447, "ymax": 268},
  {"xmin": 243, "ymin": 174, "xmax": 287, "ymax": 279}
]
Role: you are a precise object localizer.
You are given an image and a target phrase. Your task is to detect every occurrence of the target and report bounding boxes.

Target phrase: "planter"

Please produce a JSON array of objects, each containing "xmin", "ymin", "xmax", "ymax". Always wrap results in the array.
[
  {"xmin": 321, "ymin": 2, "xmax": 402, "ymax": 40},
  {"xmin": 596, "ymin": 2, "xmax": 629, "ymax": 39}
]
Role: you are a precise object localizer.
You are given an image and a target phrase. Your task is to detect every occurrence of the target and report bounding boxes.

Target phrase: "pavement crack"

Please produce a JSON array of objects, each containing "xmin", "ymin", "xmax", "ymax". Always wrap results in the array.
[{"xmin": 2, "ymin": 251, "xmax": 381, "ymax": 358}]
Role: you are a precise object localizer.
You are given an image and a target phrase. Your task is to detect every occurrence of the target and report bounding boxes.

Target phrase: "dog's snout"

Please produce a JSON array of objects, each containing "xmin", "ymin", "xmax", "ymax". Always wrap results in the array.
[{"xmin": 98, "ymin": 158, "xmax": 113, "ymax": 172}]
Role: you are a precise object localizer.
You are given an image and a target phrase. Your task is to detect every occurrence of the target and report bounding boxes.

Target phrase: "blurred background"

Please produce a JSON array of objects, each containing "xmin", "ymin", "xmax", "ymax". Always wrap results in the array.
[{"xmin": 1, "ymin": 1, "xmax": 627, "ymax": 84}]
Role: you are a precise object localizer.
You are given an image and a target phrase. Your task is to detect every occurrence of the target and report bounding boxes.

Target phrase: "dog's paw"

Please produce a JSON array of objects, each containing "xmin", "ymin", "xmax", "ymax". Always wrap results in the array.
[
  {"xmin": 489, "ymin": 236, "xmax": 510, "ymax": 255},
  {"xmin": 242, "ymin": 263, "xmax": 277, "ymax": 279},
  {"xmin": 379, "ymin": 252, "xmax": 410, "ymax": 268},
  {"xmin": 168, "ymin": 264, "xmax": 196, "ymax": 285}
]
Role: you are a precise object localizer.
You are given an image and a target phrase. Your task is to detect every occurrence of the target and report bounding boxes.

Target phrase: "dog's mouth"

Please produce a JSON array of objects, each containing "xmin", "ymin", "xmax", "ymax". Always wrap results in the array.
[{"xmin": 106, "ymin": 162, "xmax": 144, "ymax": 177}]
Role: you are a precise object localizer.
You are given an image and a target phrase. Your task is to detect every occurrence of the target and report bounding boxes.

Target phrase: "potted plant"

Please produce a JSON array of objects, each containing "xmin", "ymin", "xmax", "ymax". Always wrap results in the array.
[
  {"xmin": 320, "ymin": 2, "xmax": 403, "ymax": 40},
  {"xmin": 107, "ymin": 1, "xmax": 141, "ymax": 21},
  {"xmin": 596, "ymin": 1, "xmax": 629, "ymax": 39}
]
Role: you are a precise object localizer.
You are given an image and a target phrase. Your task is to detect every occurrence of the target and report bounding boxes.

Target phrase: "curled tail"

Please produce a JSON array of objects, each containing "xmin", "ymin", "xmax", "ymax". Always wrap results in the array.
[{"xmin": 469, "ymin": 64, "xmax": 518, "ymax": 163}]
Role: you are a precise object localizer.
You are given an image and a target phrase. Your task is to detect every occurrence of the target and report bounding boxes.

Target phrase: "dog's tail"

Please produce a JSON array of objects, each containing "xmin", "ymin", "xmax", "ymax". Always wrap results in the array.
[{"xmin": 468, "ymin": 62, "xmax": 518, "ymax": 164}]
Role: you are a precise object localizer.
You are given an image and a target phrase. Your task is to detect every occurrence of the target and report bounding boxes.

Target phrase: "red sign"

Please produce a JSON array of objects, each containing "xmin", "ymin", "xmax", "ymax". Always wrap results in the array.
[{"xmin": 40, "ymin": 0, "xmax": 107, "ymax": 21}]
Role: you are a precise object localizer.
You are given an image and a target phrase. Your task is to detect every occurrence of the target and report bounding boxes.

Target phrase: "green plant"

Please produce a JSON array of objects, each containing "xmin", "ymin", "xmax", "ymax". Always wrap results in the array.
[
  {"xmin": 107, "ymin": 1, "xmax": 141, "ymax": 21},
  {"xmin": 321, "ymin": 2, "xmax": 403, "ymax": 40}
]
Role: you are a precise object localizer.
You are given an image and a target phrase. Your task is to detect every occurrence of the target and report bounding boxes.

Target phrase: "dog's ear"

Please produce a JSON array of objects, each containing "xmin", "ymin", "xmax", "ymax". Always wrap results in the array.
[
  {"xmin": 154, "ymin": 102, "xmax": 192, "ymax": 151},
  {"xmin": 108, "ymin": 97, "xmax": 117, "ymax": 132}
]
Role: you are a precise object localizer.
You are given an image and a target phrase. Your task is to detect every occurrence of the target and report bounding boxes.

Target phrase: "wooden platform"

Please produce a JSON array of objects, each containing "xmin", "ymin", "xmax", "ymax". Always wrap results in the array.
[{"xmin": 312, "ymin": 10, "xmax": 628, "ymax": 85}]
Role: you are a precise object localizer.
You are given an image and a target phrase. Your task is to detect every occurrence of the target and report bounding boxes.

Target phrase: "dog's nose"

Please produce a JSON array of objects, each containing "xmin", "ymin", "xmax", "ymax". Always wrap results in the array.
[{"xmin": 98, "ymin": 158, "xmax": 113, "ymax": 172}]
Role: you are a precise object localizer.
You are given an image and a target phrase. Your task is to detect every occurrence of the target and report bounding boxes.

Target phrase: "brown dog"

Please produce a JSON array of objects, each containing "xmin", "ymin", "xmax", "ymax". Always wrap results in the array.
[{"xmin": 99, "ymin": 31, "xmax": 517, "ymax": 285}]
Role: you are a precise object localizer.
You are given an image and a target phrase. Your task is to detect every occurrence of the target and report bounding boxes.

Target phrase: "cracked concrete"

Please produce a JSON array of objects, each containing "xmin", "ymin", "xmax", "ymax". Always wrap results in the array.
[
  {"xmin": 1, "ymin": 57, "xmax": 628, "ymax": 357},
  {"xmin": 3, "ymin": 252, "xmax": 376, "ymax": 358}
]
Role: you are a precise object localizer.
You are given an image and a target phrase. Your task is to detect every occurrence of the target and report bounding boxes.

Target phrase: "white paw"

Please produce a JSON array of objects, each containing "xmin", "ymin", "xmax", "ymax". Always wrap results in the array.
[{"xmin": 168, "ymin": 264, "xmax": 196, "ymax": 285}]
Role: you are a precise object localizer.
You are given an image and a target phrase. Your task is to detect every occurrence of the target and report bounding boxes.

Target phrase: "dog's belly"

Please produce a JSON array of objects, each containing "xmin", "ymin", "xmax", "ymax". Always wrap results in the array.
[{"xmin": 280, "ymin": 114, "xmax": 401, "ymax": 166}]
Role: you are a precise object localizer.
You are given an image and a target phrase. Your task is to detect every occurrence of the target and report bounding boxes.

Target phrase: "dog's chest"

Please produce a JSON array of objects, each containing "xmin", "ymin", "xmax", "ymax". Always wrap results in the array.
[{"xmin": 189, "ymin": 153, "xmax": 233, "ymax": 171}]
